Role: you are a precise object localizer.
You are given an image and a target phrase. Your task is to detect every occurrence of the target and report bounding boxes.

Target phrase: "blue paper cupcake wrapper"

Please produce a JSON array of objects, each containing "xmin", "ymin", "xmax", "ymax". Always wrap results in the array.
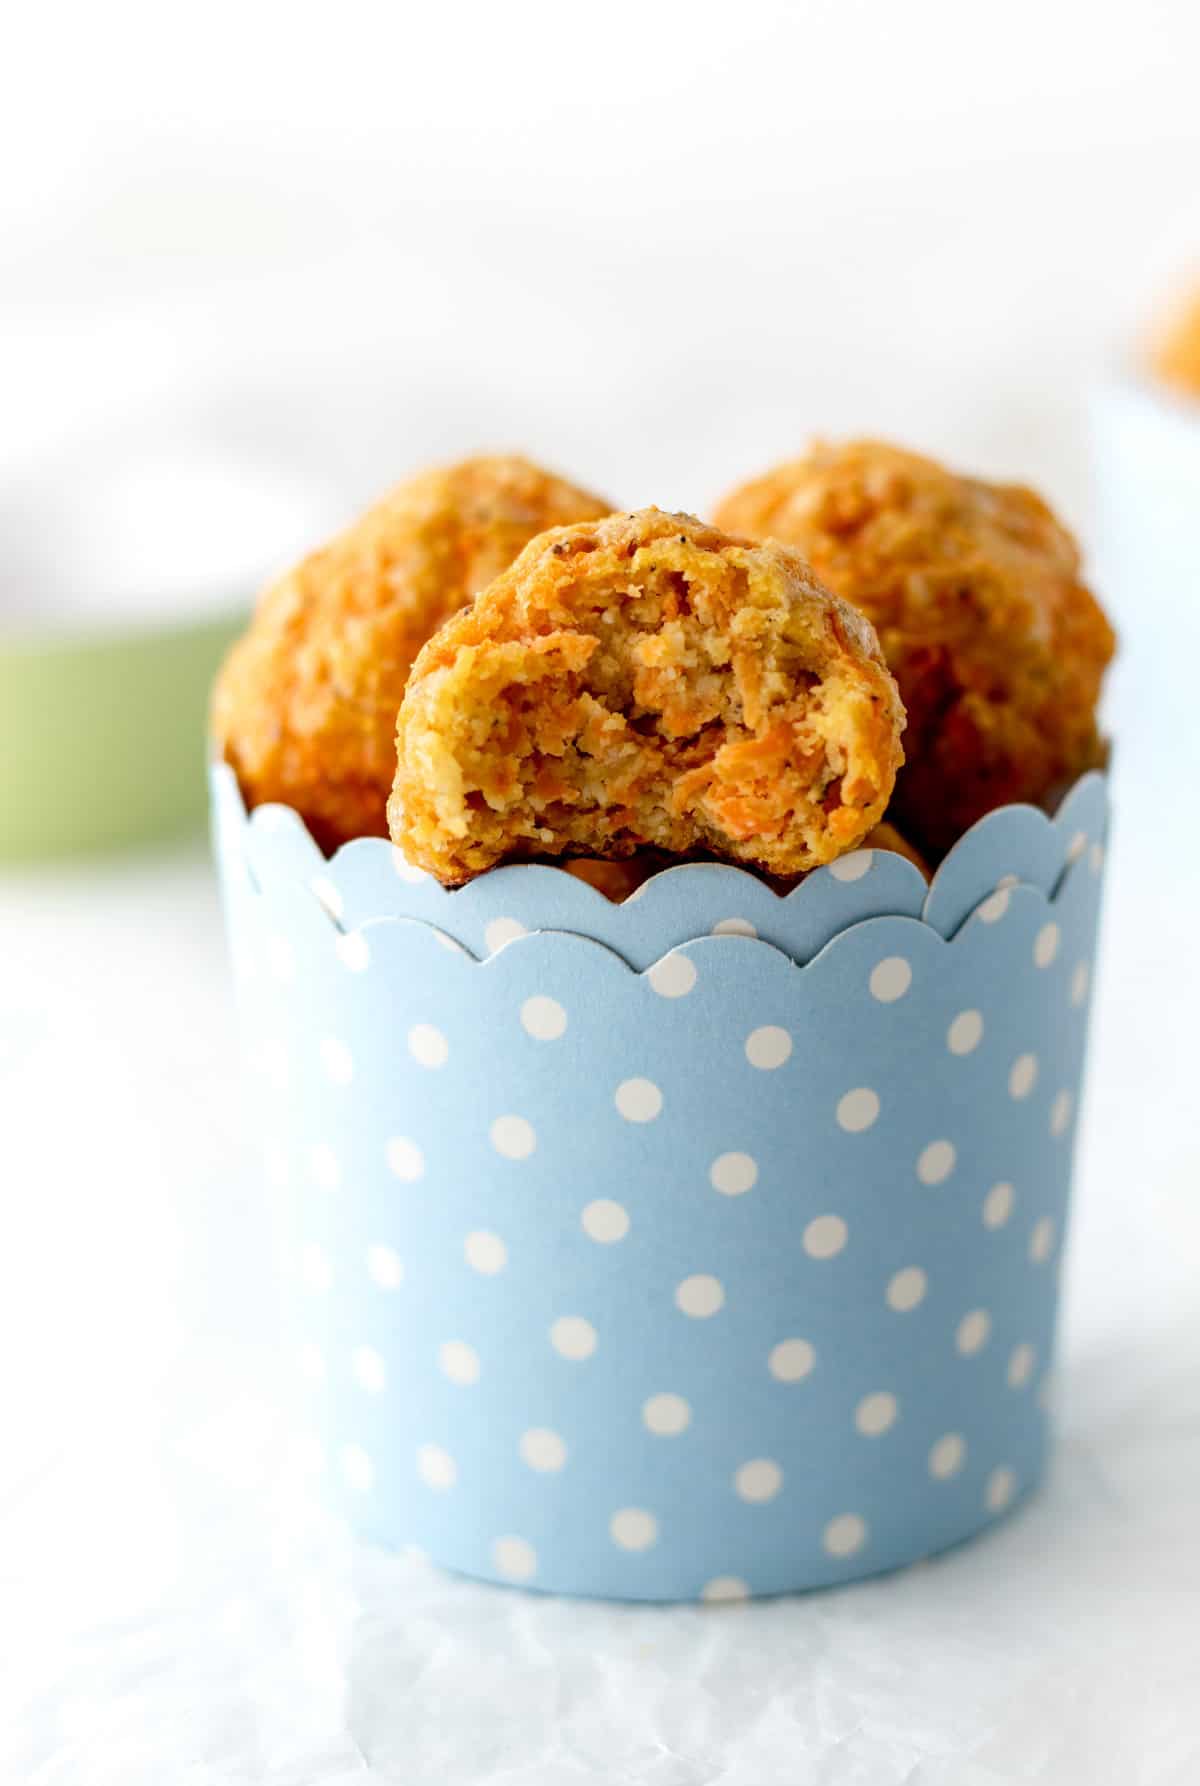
[{"xmin": 212, "ymin": 765, "xmax": 1107, "ymax": 1600}]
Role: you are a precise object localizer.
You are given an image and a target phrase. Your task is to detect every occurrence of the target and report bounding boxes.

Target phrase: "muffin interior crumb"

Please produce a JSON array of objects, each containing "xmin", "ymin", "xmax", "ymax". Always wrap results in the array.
[{"xmin": 391, "ymin": 511, "xmax": 904, "ymax": 882}]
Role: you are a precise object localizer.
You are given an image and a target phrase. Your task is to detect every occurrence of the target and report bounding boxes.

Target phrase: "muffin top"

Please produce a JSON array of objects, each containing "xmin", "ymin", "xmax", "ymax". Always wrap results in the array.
[
  {"xmin": 389, "ymin": 507, "xmax": 905, "ymax": 884},
  {"xmin": 714, "ymin": 440, "xmax": 1115, "ymax": 857},
  {"xmin": 1148, "ymin": 285, "xmax": 1200, "ymax": 400},
  {"xmin": 211, "ymin": 454, "xmax": 612, "ymax": 851}
]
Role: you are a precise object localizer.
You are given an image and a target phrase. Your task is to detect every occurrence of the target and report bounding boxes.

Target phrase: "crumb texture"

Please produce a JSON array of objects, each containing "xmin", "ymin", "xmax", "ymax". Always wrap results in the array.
[
  {"xmin": 211, "ymin": 455, "xmax": 611, "ymax": 850},
  {"xmin": 715, "ymin": 441, "xmax": 1115, "ymax": 857},
  {"xmin": 389, "ymin": 509, "xmax": 905, "ymax": 884}
]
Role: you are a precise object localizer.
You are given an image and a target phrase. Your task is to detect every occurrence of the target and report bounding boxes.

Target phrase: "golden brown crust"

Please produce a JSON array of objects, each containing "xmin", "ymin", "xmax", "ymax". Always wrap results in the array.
[
  {"xmin": 389, "ymin": 508, "xmax": 905, "ymax": 884},
  {"xmin": 558, "ymin": 855, "xmax": 666, "ymax": 901},
  {"xmin": 714, "ymin": 441, "xmax": 1115, "ymax": 858},
  {"xmin": 558, "ymin": 820, "xmax": 928, "ymax": 903},
  {"xmin": 1148, "ymin": 286, "xmax": 1200, "ymax": 399},
  {"xmin": 211, "ymin": 455, "xmax": 611, "ymax": 850},
  {"xmin": 862, "ymin": 821, "xmax": 931, "ymax": 879}
]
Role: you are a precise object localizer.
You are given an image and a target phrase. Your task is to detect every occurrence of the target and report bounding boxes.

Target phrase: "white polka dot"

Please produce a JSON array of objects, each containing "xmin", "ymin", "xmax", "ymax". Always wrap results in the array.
[
  {"xmin": 1066, "ymin": 829, "xmax": 1088, "ymax": 864},
  {"xmin": 257, "ymin": 1038, "xmax": 289, "ymax": 1089},
  {"xmin": 837, "ymin": 1087, "xmax": 880, "ymax": 1132},
  {"xmin": 336, "ymin": 930, "xmax": 370, "ymax": 973},
  {"xmin": 1034, "ymin": 922, "xmax": 1061, "ymax": 969},
  {"xmin": 829, "ymin": 850, "xmax": 872, "ymax": 882},
  {"xmin": 417, "ymin": 1443, "xmax": 458, "ymax": 1489},
  {"xmin": 929, "ymin": 1433, "xmax": 966, "ymax": 1478},
  {"xmin": 1089, "ymin": 841, "xmax": 1104, "ymax": 875},
  {"xmin": 712, "ymin": 916, "xmax": 757, "ymax": 938},
  {"xmin": 310, "ymin": 1143, "xmax": 341, "ymax": 1191},
  {"xmin": 266, "ymin": 934, "xmax": 295, "ymax": 982},
  {"xmin": 702, "ymin": 1576, "xmax": 750, "ymax": 1603},
  {"xmin": 1007, "ymin": 1343, "xmax": 1036, "ymax": 1388},
  {"xmin": 1070, "ymin": 961, "xmax": 1090, "ymax": 1007},
  {"xmin": 615, "ymin": 1078, "xmax": 662, "ymax": 1122},
  {"xmin": 803, "ymin": 1214, "xmax": 848, "ymax": 1259},
  {"xmin": 675, "ymin": 1274, "xmax": 725, "ymax": 1318},
  {"xmin": 519, "ymin": 1428, "xmax": 567, "ymax": 1471},
  {"xmin": 917, "ymin": 1139, "xmax": 957, "ymax": 1186},
  {"xmin": 987, "ymin": 1466, "xmax": 1017, "ymax": 1512},
  {"xmin": 1050, "ymin": 1090, "xmax": 1073, "ymax": 1137},
  {"xmin": 465, "ymin": 1231, "xmax": 507, "ymax": 1275},
  {"xmin": 647, "ymin": 952, "xmax": 697, "ymax": 997},
  {"xmin": 386, "ymin": 1136, "xmax": 425, "ymax": 1182},
  {"xmin": 366, "ymin": 1243, "xmax": 403, "ymax": 1289},
  {"xmin": 311, "ymin": 876, "xmax": 344, "ymax": 920},
  {"xmin": 823, "ymin": 1513, "xmax": 868, "ymax": 1557},
  {"xmin": 319, "ymin": 1037, "xmax": 354, "ymax": 1084},
  {"xmin": 977, "ymin": 887, "xmax": 1010, "ymax": 923},
  {"xmin": 296, "ymin": 1434, "xmax": 327, "ymax": 1477},
  {"xmin": 710, "ymin": 1152, "xmax": 758, "ymax": 1196},
  {"xmin": 768, "ymin": 1337, "xmax": 816, "ymax": 1382},
  {"xmin": 745, "ymin": 1026, "xmax": 793, "ymax": 1070},
  {"xmin": 492, "ymin": 1535, "xmax": 537, "ymax": 1580},
  {"xmin": 391, "ymin": 848, "xmax": 429, "ymax": 884},
  {"xmin": 581, "ymin": 1198, "xmax": 630, "ymax": 1243},
  {"xmin": 983, "ymin": 1182, "xmax": 1014, "ymax": 1229},
  {"xmin": 642, "ymin": 1392, "xmax": 692, "ymax": 1436},
  {"xmin": 550, "ymin": 1315, "xmax": 597, "ymax": 1359},
  {"xmin": 734, "ymin": 1458, "xmax": 783, "ymax": 1502},
  {"xmin": 520, "ymin": 995, "xmax": 567, "ymax": 1040},
  {"xmin": 947, "ymin": 1009, "xmax": 984, "ymax": 1055},
  {"xmin": 1030, "ymin": 1216, "xmax": 1056, "ymax": 1264},
  {"xmin": 300, "ymin": 1242, "xmax": 331, "ymax": 1293},
  {"xmin": 886, "ymin": 1266, "xmax": 927, "ymax": 1312},
  {"xmin": 408, "ymin": 1024, "xmax": 448, "ymax": 1068},
  {"xmin": 298, "ymin": 1342, "xmax": 326, "ymax": 1386},
  {"xmin": 439, "ymin": 1340, "xmax": 481, "ymax": 1386},
  {"xmin": 339, "ymin": 1443, "xmax": 373, "ymax": 1493},
  {"xmin": 870, "ymin": 956, "xmax": 912, "ymax": 1003},
  {"xmin": 996, "ymin": 873, "xmax": 1020, "ymax": 890},
  {"xmin": 1009, "ymin": 1053, "xmax": 1038, "ymax": 1100},
  {"xmin": 352, "ymin": 1345, "xmax": 387, "ymax": 1394},
  {"xmin": 263, "ymin": 1144, "xmax": 289, "ymax": 1187},
  {"xmin": 484, "ymin": 917, "xmax": 527, "ymax": 954},
  {"xmin": 855, "ymin": 1391, "xmax": 898, "ymax": 1436},
  {"xmin": 490, "ymin": 1114, "xmax": 536, "ymax": 1159},
  {"xmin": 433, "ymin": 930, "xmax": 469, "ymax": 956},
  {"xmin": 610, "ymin": 1508, "xmax": 658, "ymax": 1551},
  {"xmin": 956, "ymin": 1309, "xmax": 992, "ymax": 1355}
]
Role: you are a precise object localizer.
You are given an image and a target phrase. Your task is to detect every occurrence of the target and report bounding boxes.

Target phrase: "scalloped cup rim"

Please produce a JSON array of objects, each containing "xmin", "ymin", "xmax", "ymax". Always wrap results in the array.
[{"xmin": 212, "ymin": 755, "xmax": 1108, "ymax": 958}]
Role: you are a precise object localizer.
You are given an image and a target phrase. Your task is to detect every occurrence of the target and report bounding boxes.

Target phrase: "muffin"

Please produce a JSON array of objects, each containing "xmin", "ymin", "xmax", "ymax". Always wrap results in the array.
[
  {"xmin": 389, "ymin": 507, "xmax": 906, "ymax": 884},
  {"xmin": 1148, "ymin": 285, "xmax": 1200, "ymax": 400},
  {"xmin": 714, "ymin": 441, "xmax": 1115, "ymax": 858},
  {"xmin": 212, "ymin": 454, "xmax": 611, "ymax": 851}
]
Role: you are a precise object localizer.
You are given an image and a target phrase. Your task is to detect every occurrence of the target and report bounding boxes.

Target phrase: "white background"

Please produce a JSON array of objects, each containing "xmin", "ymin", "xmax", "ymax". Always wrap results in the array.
[{"xmin": 2, "ymin": 3, "xmax": 1199, "ymax": 1780}]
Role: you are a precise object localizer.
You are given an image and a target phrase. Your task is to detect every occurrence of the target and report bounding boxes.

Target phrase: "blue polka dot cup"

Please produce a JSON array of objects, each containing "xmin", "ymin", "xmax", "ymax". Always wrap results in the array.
[{"xmin": 212, "ymin": 763, "xmax": 1108, "ymax": 1601}]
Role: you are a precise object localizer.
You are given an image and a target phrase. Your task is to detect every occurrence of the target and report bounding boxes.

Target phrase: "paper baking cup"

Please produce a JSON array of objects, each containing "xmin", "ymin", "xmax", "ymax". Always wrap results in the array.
[{"xmin": 212, "ymin": 763, "xmax": 1108, "ymax": 1601}]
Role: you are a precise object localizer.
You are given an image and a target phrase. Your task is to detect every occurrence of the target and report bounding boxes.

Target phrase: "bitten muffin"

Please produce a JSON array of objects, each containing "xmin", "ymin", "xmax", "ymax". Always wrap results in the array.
[
  {"xmin": 1148, "ymin": 285, "xmax": 1200, "ymax": 399},
  {"xmin": 212, "ymin": 455, "xmax": 611, "ymax": 851},
  {"xmin": 714, "ymin": 441, "xmax": 1115, "ymax": 858},
  {"xmin": 389, "ymin": 508, "xmax": 905, "ymax": 884}
]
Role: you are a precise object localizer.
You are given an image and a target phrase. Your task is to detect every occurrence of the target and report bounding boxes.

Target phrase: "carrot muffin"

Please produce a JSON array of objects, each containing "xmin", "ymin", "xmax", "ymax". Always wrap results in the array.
[
  {"xmin": 389, "ymin": 508, "xmax": 905, "ymax": 885},
  {"xmin": 715, "ymin": 441, "xmax": 1115, "ymax": 857},
  {"xmin": 1148, "ymin": 285, "xmax": 1200, "ymax": 400},
  {"xmin": 212, "ymin": 455, "xmax": 611, "ymax": 850}
]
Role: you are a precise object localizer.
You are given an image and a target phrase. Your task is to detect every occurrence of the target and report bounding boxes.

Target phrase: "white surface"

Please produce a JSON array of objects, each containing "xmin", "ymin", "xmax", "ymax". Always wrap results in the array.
[{"xmin": 3, "ymin": 3, "xmax": 1200, "ymax": 1776}]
